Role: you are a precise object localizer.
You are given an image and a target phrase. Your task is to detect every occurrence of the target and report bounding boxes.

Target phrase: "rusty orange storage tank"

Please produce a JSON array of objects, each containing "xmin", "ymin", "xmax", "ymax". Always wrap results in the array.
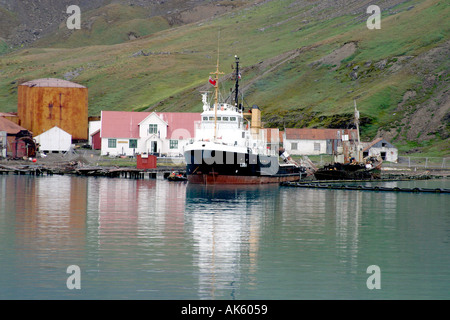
[{"xmin": 17, "ymin": 78, "xmax": 88, "ymax": 141}]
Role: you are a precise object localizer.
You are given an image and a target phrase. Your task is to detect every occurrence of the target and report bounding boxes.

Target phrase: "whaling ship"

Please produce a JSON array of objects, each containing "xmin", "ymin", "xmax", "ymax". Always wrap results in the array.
[
  {"xmin": 313, "ymin": 101, "xmax": 382, "ymax": 180},
  {"xmin": 184, "ymin": 56, "xmax": 305, "ymax": 184}
]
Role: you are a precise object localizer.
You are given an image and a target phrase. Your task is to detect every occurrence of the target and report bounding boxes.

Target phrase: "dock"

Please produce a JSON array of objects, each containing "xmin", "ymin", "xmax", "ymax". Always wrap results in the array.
[
  {"xmin": 0, "ymin": 163, "xmax": 182, "ymax": 179},
  {"xmin": 281, "ymin": 181, "xmax": 450, "ymax": 193}
]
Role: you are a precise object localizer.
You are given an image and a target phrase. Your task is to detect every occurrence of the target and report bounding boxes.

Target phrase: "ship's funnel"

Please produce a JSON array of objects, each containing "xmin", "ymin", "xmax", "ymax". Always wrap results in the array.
[{"xmin": 251, "ymin": 104, "xmax": 261, "ymax": 136}]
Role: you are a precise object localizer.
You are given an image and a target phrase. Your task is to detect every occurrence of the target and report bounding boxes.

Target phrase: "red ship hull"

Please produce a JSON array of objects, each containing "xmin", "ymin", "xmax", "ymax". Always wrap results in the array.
[{"xmin": 187, "ymin": 173, "xmax": 302, "ymax": 185}]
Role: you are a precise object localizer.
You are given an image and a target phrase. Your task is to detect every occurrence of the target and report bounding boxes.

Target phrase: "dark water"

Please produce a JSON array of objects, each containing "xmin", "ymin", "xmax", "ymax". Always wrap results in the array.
[{"xmin": 0, "ymin": 175, "xmax": 449, "ymax": 299}]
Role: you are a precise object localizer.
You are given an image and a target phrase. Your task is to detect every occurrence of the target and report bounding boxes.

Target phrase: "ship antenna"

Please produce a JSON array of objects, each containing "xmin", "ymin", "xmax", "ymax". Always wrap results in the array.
[{"xmin": 211, "ymin": 30, "xmax": 224, "ymax": 141}]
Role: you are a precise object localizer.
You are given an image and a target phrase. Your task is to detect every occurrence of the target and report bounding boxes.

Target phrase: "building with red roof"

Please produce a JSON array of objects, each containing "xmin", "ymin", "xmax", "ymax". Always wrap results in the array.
[
  {"xmin": 282, "ymin": 128, "xmax": 358, "ymax": 155},
  {"xmin": 99, "ymin": 111, "xmax": 201, "ymax": 156},
  {"xmin": 282, "ymin": 128, "xmax": 397, "ymax": 161},
  {"xmin": 0, "ymin": 116, "xmax": 36, "ymax": 158}
]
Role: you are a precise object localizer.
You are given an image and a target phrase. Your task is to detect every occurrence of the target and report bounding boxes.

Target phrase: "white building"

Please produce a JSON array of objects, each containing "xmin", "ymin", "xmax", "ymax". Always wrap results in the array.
[
  {"xmin": 34, "ymin": 126, "xmax": 72, "ymax": 153},
  {"xmin": 100, "ymin": 111, "xmax": 201, "ymax": 157},
  {"xmin": 88, "ymin": 120, "xmax": 101, "ymax": 146},
  {"xmin": 283, "ymin": 128, "xmax": 358, "ymax": 155},
  {"xmin": 362, "ymin": 138, "xmax": 398, "ymax": 162}
]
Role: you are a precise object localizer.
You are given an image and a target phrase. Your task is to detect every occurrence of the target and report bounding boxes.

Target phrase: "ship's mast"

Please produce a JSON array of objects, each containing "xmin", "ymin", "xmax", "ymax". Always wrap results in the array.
[
  {"xmin": 354, "ymin": 99, "xmax": 362, "ymax": 162},
  {"xmin": 234, "ymin": 55, "xmax": 240, "ymax": 109},
  {"xmin": 211, "ymin": 32, "xmax": 224, "ymax": 141}
]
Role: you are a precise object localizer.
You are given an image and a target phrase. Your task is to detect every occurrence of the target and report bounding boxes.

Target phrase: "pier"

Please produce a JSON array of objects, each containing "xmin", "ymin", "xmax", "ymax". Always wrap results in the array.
[
  {"xmin": 1, "ymin": 163, "xmax": 447, "ymax": 188},
  {"xmin": 281, "ymin": 181, "xmax": 450, "ymax": 193},
  {"xmin": 0, "ymin": 163, "xmax": 181, "ymax": 180}
]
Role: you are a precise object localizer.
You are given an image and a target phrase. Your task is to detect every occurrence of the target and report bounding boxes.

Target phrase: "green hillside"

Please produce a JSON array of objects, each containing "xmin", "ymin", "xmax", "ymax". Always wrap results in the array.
[
  {"xmin": 34, "ymin": 3, "xmax": 172, "ymax": 48},
  {"xmin": 0, "ymin": 0, "xmax": 448, "ymax": 155}
]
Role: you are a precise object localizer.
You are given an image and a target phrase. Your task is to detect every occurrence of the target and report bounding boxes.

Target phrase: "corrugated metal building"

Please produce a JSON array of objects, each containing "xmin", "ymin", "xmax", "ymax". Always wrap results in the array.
[
  {"xmin": 17, "ymin": 78, "xmax": 88, "ymax": 141},
  {"xmin": 0, "ymin": 116, "xmax": 36, "ymax": 158},
  {"xmin": 283, "ymin": 128, "xmax": 358, "ymax": 155}
]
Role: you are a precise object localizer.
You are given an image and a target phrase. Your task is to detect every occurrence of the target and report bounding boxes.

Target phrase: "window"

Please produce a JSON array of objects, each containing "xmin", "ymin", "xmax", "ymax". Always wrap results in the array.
[
  {"xmin": 108, "ymin": 139, "xmax": 116, "ymax": 148},
  {"xmin": 314, "ymin": 142, "xmax": 320, "ymax": 152},
  {"xmin": 222, "ymin": 117, "xmax": 229, "ymax": 121},
  {"xmin": 230, "ymin": 117, "xmax": 236, "ymax": 122},
  {"xmin": 149, "ymin": 124, "xmax": 158, "ymax": 134},
  {"xmin": 291, "ymin": 142, "xmax": 297, "ymax": 150},
  {"xmin": 209, "ymin": 117, "xmax": 215, "ymax": 121},
  {"xmin": 217, "ymin": 117, "xmax": 222, "ymax": 121},
  {"xmin": 170, "ymin": 140, "xmax": 178, "ymax": 149},
  {"xmin": 203, "ymin": 116, "xmax": 208, "ymax": 121},
  {"xmin": 129, "ymin": 139, "xmax": 137, "ymax": 149}
]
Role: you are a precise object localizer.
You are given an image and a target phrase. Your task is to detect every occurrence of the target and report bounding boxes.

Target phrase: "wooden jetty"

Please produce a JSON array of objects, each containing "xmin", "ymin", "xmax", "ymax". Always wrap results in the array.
[{"xmin": 0, "ymin": 163, "xmax": 183, "ymax": 180}]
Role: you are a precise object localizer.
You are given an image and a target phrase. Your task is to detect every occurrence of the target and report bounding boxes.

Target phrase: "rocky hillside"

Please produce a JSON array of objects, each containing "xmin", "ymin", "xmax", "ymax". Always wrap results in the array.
[
  {"xmin": 0, "ymin": 0, "xmax": 245, "ymax": 48},
  {"xmin": 0, "ymin": 0, "xmax": 448, "ymax": 155}
]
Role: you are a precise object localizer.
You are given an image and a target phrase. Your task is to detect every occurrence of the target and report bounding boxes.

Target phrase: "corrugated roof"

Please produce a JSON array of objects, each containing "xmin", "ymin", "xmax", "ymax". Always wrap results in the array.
[
  {"xmin": 362, "ymin": 137, "xmax": 384, "ymax": 151},
  {"xmin": 285, "ymin": 128, "xmax": 358, "ymax": 140},
  {"xmin": 0, "ymin": 112, "xmax": 18, "ymax": 117},
  {"xmin": 100, "ymin": 111, "xmax": 201, "ymax": 139},
  {"xmin": 0, "ymin": 116, "xmax": 28, "ymax": 135},
  {"xmin": 101, "ymin": 111, "xmax": 147, "ymax": 139},
  {"xmin": 20, "ymin": 78, "xmax": 86, "ymax": 88},
  {"xmin": 158, "ymin": 112, "xmax": 201, "ymax": 140},
  {"xmin": 34, "ymin": 126, "xmax": 71, "ymax": 138}
]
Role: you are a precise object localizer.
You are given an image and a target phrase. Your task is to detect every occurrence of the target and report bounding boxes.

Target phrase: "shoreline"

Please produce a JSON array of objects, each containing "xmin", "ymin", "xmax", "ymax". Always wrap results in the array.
[{"xmin": 1, "ymin": 159, "xmax": 448, "ymax": 180}]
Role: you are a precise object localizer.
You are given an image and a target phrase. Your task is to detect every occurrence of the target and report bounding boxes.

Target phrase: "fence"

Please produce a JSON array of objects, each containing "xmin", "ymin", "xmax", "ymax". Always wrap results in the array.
[
  {"xmin": 387, "ymin": 157, "xmax": 449, "ymax": 170},
  {"xmin": 51, "ymin": 149, "xmax": 450, "ymax": 170},
  {"xmin": 299, "ymin": 155, "xmax": 449, "ymax": 170}
]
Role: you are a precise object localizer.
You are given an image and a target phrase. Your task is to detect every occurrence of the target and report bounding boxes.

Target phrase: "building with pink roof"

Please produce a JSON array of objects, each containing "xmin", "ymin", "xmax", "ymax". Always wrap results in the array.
[
  {"xmin": 99, "ymin": 111, "xmax": 201, "ymax": 156},
  {"xmin": 282, "ymin": 128, "xmax": 358, "ymax": 156}
]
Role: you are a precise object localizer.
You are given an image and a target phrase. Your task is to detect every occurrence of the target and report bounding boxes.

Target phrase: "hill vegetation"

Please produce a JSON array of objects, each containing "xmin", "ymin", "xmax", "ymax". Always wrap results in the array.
[{"xmin": 0, "ymin": 0, "xmax": 448, "ymax": 155}]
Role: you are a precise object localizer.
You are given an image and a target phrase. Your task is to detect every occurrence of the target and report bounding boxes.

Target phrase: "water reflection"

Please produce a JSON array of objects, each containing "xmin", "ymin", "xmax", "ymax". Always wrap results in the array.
[
  {"xmin": 1, "ymin": 175, "xmax": 448, "ymax": 299},
  {"xmin": 8, "ymin": 176, "xmax": 87, "ymax": 261},
  {"xmin": 185, "ymin": 184, "xmax": 279, "ymax": 299}
]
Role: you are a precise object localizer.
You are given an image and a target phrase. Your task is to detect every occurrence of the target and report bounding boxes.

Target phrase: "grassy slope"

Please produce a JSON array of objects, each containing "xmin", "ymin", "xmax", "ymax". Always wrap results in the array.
[
  {"xmin": 0, "ymin": 0, "xmax": 448, "ymax": 155},
  {"xmin": 34, "ymin": 3, "xmax": 172, "ymax": 48}
]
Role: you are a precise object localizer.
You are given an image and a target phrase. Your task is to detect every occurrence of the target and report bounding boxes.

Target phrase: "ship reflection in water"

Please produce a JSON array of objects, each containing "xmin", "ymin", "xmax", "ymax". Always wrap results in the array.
[
  {"xmin": 184, "ymin": 184, "xmax": 279, "ymax": 299},
  {"xmin": 0, "ymin": 175, "xmax": 448, "ymax": 299},
  {"xmin": 183, "ymin": 181, "xmax": 399, "ymax": 299}
]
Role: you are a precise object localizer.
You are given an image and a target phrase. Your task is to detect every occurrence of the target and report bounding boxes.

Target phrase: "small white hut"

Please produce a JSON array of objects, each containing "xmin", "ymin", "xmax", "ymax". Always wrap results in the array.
[
  {"xmin": 34, "ymin": 126, "xmax": 72, "ymax": 153},
  {"xmin": 362, "ymin": 138, "xmax": 398, "ymax": 162}
]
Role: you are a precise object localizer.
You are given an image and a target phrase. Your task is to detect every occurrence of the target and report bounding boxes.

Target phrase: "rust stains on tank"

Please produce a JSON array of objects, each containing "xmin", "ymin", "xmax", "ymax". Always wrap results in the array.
[{"xmin": 17, "ymin": 78, "xmax": 88, "ymax": 140}]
